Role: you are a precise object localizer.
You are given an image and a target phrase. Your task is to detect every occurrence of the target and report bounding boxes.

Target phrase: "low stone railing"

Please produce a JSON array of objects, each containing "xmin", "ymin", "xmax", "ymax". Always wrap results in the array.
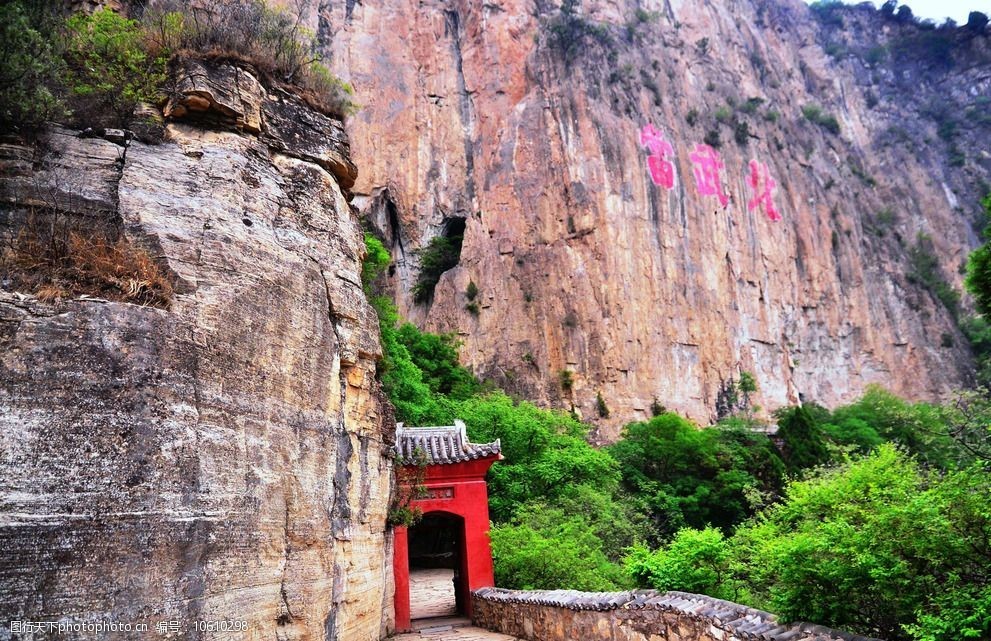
[{"xmin": 471, "ymin": 588, "xmax": 883, "ymax": 641}]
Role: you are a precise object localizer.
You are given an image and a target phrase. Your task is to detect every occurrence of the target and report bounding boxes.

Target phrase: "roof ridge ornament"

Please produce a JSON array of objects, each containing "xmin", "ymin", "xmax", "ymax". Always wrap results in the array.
[{"xmin": 395, "ymin": 420, "xmax": 502, "ymax": 465}]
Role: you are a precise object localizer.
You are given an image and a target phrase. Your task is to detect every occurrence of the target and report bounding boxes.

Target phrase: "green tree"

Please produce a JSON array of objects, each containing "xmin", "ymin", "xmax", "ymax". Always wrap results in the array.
[
  {"xmin": 62, "ymin": 8, "xmax": 167, "ymax": 127},
  {"xmin": 735, "ymin": 446, "xmax": 991, "ymax": 640},
  {"xmin": 626, "ymin": 527, "xmax": 738, "ymax": 600},
  {"xmin": 774, "ymin": 405, "xmax": 832, "ymax": 471},
  {"xmin": 412, "ymin": 234, "xmax": 463, "ymax": 304},
  {"xmin": 0, "ymin": 1, "xmax": 67, "ymax": 133},
  {"xmin": 361, "ymin": 232, "xmax": 390, "ymax": 291},
  {"xmin": 965, "ymin": 194, "xmax": 991, "ymax": 318},
  {"xmin": 490, "ymin": 516, "xmax": 626, "ymax": 591},
  {"xmin": 610, "ymin": 413, "xmax": 784, "ymax": 535}
]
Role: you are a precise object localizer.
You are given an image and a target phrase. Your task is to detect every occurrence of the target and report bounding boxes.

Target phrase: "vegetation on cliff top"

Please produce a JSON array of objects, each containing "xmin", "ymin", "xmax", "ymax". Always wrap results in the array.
[
  {"xmin": 0, "ymin": 0, "xmax": 354, "ymax": 134},
  {"xmin": 364, "ymin": 232, "xmax": 991, "ymax": 640}
]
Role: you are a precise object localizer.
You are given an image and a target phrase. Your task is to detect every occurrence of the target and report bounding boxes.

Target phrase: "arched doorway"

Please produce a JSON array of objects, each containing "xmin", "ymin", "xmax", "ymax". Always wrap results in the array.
[
  {"xmin": 407, "ymin": 512, "xmax": 468, "ymax": 620},
  {"xmin": 392, "ymin": 421, "xmax": 502, "ymax": 633}
]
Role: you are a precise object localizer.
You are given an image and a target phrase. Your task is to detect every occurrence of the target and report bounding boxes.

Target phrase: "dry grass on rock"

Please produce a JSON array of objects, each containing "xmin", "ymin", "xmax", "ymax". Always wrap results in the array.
[{"xmin": 1, "ymin": 215, "xmax": 173, "ymax": 308}]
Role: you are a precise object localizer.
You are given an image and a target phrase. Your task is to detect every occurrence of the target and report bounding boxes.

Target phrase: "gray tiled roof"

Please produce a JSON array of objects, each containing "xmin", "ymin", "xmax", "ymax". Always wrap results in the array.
[{"xmin": 395, "ymin": 420, "xmax": 502, "ymax": 465}]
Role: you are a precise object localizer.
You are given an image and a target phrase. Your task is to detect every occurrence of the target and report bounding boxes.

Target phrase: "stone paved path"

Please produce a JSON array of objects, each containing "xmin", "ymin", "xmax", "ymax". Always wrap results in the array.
[
  {"xmin": 389, "ymin": 616, "xmax": 522, "ymax": 640},
  {"xmin": 410, "ymin": 568, "xmax": 457, "ymax": 620},
  {"xmin": 392, "ymin": 570, "xmax": 521, "ymax": 640}
]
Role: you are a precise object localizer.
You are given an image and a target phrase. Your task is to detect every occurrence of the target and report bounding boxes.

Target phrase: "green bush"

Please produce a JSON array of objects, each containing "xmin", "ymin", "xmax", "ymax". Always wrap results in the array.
[
  {"xmin": 965, "ymin": 194, "xmax": 991, "ymax": 318},
  {"xmin": 733, "ymin": 120, "xmax": 751, "ymax": 146},
  {"xmin": 609, "ymin": 413, "xmax": 785, "ymax": 536},
  {"xmin": 457, "ymin": 392, "xmax": 621, "ymax": 522},
  {"xmin": 0, "ymin": 2, "xmax": 67, "ymax": 133},
  {"xmin": 736, "ymin": 446, "xmax": 991, "ymax": 640},
  {"xmin": 63, "ymin": 8, "xmax": 167, "ymax": 128},
  {"xmin": 545, "ymin": 0, "xmax": 614, "ymax": 64},
  {"xmin": 801, "ymin": 104, "xmax": 841, "ymax": 135},
  {"xmin": 596, "ymin": 391, "xmax": 610, "ymax": 418},
  {"xmin": 626, "ymin": 527, "xmax": 738, "ymax": 600},
  {"xmin": 629, "ymin": 446, "xmax": 991, "ymax": 641},
  {"xmin": 908, "ymin": 232, "xmax": 961, "ymax": 320},
  {"xmin": 775, "ymin": 405, "xmax": 832, "ymax": 471},
  {"xmin": 704, "ymin": 129, "xmax": 721, "ymax": 148},
  {"xmin": 143, "ymin": 0, "xmax": 357, "ymax": 116},
  {"xmin": 361, "ymin": 232, "xmax": 390, "ymax": 291},
  {"xmin": 491, "ymin": 518, "xmax": 626, "ymax": 591},
  {"xmin": 412, "ymin": 233, "xmax": 463, "ymax": 304}
]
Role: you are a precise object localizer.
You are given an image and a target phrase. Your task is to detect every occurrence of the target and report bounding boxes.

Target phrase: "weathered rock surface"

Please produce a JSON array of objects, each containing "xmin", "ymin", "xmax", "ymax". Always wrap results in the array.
[
  {"xmin": 318, "ymin": 0, "xmax": 990, "ymax": 436},
  {"xmin": 0, "ymin": 62, "xmax": 394, "ymax": 640}
]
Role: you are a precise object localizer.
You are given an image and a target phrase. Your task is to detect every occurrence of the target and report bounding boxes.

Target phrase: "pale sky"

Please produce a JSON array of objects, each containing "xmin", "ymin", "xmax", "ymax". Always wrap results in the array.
[{"xmin": 806, "ymin": 1, "xmax": 987, "ymax": 23}]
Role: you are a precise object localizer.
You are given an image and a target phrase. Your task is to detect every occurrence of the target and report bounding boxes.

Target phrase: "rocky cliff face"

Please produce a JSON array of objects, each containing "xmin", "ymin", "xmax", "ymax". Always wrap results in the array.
[
  {"xmin": 317, "ymin": 0, "xmax": 990, "ymax": 437},
  {"xmin": 0, "ymin": 62, "xmax": 394, "ymax": 639}
]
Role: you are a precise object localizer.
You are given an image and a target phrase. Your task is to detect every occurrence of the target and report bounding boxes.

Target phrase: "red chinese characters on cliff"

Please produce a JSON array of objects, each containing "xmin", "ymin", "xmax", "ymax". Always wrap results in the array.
[
  {"xmin": 746, "ymin": 159, "xmax": 781, "ymax": 221},
  {"xmin": 639, "ymin": 124, "xmax": 676, "ymax": 189},
  {"xmin": 639, "ymin": 125, "xmax": 783, "ymax": 221},
  {"xmin": 689, "ymin": 143, "xmax": 730, "ymax": 208}
]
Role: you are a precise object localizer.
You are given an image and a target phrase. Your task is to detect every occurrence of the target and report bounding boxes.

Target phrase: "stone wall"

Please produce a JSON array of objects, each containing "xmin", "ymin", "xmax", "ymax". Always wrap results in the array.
[
  {"xmin": 471, "ymin": 588, "xmax": 883, "ymax": 641},
  {"xmin": 0, "ymin": 60, "xmax": 394, "ymax": 641}
]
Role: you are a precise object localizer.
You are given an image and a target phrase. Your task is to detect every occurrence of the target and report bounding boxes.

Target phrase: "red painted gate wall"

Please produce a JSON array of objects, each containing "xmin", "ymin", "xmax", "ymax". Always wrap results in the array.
[{"xmin": 393, "ymin": 456, "xmax": 499, "ymax": 632}]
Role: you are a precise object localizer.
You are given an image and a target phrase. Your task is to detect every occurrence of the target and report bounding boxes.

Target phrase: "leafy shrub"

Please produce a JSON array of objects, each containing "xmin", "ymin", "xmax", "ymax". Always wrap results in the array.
[
  {"xmin": 412, "ymin": 233, "xmax": 463, "ymax": 304},
  {"xmin": 0, "ymin": 2, "xmax": 67, "ymax": 133},
  {"xmin": 626, "ymin": 527, "xmax": 737, "ymax": 600},
  {"xmin": 908, "ymin": 232, "xmax": 961, "ymax": 319},
  {"xmin": 685, "ymin": 108, "xmax": 699, "ymax": 126},
  {"xmin": 558, "ymin": 369, "xmax": 574, "ymax": 392},
  {"xmin": 395, "ymin": 323, "xmax": 479, "ymax": 400},
  {"xmin": 830, "ymin": 385, "xmax": 961, "ymax": 468},
  {"xmin": 734, "ymin": 120, "xmax": 751, "ymax": 146},
  {"xmin": 965, "ymin": 194, "xmax": 991, "ymax": 318},
  {"xmin": 704, "ymin": 129, "xmax": 721, "ymax": 148},
  {"xmin": 361, "ymin": 232, "xmax": 389, "ymax": 291},
  {"xmin": 865, "ymin": 45, "xmax": 888, "ymax": 65},
  {"xmin": 465, "ymin": 280, "xmax": 478, "ymax": 301},
  {"xmin": 801, "ymin": 104, "xmax": 841, "ymax": 135},
  {"xmin": 596, "ymin": 391, "xmax": 610, "ymax": 418},
  {"xmin": 457, "ymin": 392, "xmax": 621, "ymax": 521},
  {"xmin": 62, "ymin": 8, "xmax": 167, "ymax": 128},
  {"xmin": 714, "ymin": 106, "xmax": 732, "ymax": 123},
  {"xmin": 775, "ymin": 405, "xmax": 832, "ymax": 471},
  {"xmin": 609, "ymin": 413, "xmax": 785, "ymax": 536},
  {"xmin": 491, "ymin": 518, "xmax": 626, "ymax": 591},
  {"xmin": 740, "ymin": 97, "xmax": 764, "ymax": 114},
  {"xmin": 545, "ymin": 0, "xmax": 614, "ymax": 65},
  {"xmin": 143, "ymin": 0, "xmax": 357, "ymax": 117},
  {"xmin": 735, "ymin": 446, "xmax": 991, "ymax": 640},
  {"xmin": 810, "ymin": 0, "xmax": 845, "ymax": 27},
  {"xmin": 967, "ymin": 11, "xmax": 990, "ymax": 32},
  {"xmin": 629, "ymin": 446, "xmax": 991, "ymax": 641}
]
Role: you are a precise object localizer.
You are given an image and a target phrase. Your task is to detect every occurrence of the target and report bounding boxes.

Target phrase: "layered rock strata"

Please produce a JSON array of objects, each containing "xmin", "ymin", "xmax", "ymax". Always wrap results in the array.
[{"xmin": 0, "ymin": 61, "xmax": 394, "ymax": 640}]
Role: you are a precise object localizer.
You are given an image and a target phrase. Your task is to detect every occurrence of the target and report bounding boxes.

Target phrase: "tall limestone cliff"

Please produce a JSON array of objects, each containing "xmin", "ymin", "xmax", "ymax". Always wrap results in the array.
[
  {"xmin": 315, "ymin": 0, "xmax": 991, "ymax": 438},
  {"xmin": 0, "ymin": 62, "xmax": 395, "ymax": 639}
]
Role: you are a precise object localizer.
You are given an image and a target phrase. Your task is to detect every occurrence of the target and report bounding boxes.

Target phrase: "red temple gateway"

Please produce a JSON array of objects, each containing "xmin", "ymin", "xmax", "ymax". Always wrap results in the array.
[{"xmin": 392, "ymin": 421, "xmax": 502, "ymax": 632}]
